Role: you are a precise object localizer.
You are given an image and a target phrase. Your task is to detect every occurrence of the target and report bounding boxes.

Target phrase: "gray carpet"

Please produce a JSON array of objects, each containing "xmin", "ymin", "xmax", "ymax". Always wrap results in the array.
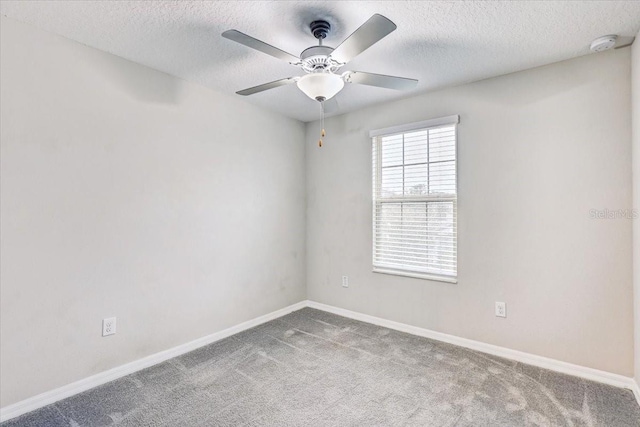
[{"xmin": 3, "ymin": 307, "xmax": 639, "ymax": 426}]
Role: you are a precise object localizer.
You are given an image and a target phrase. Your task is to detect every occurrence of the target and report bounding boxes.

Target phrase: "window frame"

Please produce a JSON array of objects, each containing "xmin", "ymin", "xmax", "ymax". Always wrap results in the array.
[{"xmin": 370, "ymin": 115, "xmax": 459, "ymax": 284}]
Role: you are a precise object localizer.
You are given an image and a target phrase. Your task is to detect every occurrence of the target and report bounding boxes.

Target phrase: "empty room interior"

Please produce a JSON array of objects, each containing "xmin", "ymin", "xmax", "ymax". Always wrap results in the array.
[{"xmin": 2, "ymin": 1, "xmax": 640, "ymax": 426}]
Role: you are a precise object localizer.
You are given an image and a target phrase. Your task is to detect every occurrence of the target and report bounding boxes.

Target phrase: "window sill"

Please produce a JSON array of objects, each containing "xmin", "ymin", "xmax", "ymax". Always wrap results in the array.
[{"xmin": 372, "ymin": 268, "xmax": 458, "ymax": 284}]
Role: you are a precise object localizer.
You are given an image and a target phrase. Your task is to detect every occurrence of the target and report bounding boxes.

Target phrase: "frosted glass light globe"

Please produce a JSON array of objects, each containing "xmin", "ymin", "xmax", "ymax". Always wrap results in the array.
[{"xmin": 297, "ymin": 73, "xmax": 344, "ymax": 101}]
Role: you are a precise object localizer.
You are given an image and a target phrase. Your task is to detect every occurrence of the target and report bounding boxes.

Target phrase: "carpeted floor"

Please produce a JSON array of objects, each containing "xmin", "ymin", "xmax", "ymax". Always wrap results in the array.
[{"xmin": 3, "ymin": 307, "xmax": 640, "ymax": 426}]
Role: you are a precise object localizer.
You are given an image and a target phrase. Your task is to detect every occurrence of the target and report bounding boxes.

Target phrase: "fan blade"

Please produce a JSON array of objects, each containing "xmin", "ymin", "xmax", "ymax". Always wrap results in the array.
[
  {"xmin": 344, "ymin": 71, "xmax": 417, "ymax": 90},
  {"xmin": 330, "ymin": 14, "xmax": 397, "ymax": 64},
  {"xmin": 615, "ymin": 36, "xmax": 635, "ymax": 49},
  {"xmin": 222, "ymin": 30, "xmax": 300, "ymax": 63},
  {"xmin": 236, "ymin": 77, "xmax": 297, "ymax": 96}
]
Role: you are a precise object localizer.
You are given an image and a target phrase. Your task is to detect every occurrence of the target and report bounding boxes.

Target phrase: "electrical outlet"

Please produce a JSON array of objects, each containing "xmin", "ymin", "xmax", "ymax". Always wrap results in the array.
[
  {"xmin": 342, "ymin": 276, "xmax": 349, "ymax": 288},
  {"xmin": 495, "ymin": 302, "xmax": 506, "ymax": 318},
  {"xmin": 103, "ymin": 317, "xmax": 116, "ymax": 336}
]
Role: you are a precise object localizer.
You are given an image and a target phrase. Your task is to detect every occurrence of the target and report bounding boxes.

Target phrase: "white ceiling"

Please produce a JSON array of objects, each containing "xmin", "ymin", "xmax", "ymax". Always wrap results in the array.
[{"xmin": 2, "ymin": 1, "xmax": 640, "ymax": 122}]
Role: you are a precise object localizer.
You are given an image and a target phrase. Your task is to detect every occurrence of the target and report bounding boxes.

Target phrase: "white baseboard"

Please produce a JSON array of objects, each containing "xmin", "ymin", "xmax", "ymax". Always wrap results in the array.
[
  {"xmin": 0, "ymin": 300, "xmax": 307, "ymax": 423},
  {"xmin": 632, "ymin": 379, "xmax": 640, "ymax": 407},
  {"xmin": 3, "ymin": 299, "xmax": 638, "ymax": 422},
  {"xmin": 306, "ymin": 301, "xmax": 639, "ymax": 394}
]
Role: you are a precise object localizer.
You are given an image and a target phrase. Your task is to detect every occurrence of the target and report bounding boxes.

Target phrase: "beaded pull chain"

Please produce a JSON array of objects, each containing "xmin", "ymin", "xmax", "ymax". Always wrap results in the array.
[{"xmin": 318, "ymin": 100, "xmax": 325, "ymax": 148}]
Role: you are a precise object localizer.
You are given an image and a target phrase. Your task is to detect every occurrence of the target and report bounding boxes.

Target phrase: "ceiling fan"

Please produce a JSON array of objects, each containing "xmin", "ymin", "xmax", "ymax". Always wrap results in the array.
[{"xmin": 221, "ymin": 14, "xmax": 418, "ymax": 103}]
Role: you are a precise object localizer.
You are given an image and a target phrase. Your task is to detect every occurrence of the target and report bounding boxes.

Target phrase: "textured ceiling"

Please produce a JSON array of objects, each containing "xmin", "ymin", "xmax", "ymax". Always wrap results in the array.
[{"xmin": 2, "ymin": 1, "xmax": 640, "ymax": 122}]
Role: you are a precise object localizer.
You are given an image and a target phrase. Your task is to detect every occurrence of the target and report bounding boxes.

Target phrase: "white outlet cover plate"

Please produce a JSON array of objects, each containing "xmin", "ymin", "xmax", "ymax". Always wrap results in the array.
[
  {"xmin": 342, "ymin": 276, "xmax": 349, "ymax": 288},
  {"xmin": 103, "ymin": 317, "xmax": 116, "ymax": 336},
  {"xmin": 495, "ymin": 302, "xmax": 507, "ymax": 318}
]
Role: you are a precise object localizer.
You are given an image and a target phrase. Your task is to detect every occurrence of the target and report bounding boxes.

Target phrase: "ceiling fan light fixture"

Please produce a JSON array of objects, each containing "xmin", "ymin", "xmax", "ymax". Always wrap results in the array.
[{"xmin": 297, "ymin": 73, "xmax": 344, "ymax": 101}]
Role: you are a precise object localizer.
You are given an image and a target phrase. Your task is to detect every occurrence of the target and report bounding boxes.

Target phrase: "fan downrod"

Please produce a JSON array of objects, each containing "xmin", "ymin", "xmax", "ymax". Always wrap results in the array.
[{"xmin": 310, "ymin": 20, "xmax": 331, "ymax": 40}]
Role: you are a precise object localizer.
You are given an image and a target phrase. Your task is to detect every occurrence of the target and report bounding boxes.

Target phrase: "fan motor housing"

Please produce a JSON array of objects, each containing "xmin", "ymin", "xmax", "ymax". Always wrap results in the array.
[
  {"xmin": 300, "ymin": 46, "xmax": 333, "ymax": 60},
  {"xmin": 300, "ymin": 45, "xmax": 338, "ymax": 72}
]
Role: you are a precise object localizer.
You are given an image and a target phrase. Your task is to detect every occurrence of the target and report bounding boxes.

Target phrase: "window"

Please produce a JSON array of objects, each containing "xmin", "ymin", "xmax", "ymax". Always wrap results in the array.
[{"xmin": 371, "ymin": 115, "xmax": 458, "ymax": 283}]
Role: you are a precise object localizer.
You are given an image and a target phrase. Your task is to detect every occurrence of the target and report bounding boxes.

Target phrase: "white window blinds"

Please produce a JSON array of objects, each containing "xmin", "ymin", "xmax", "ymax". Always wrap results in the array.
[{"xmin": 371, "ymin": 116, "xmax": 458, "ymax": 281}]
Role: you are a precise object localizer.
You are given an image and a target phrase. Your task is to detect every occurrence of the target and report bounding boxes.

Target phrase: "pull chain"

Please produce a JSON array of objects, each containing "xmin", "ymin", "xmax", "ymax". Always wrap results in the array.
[{"xmin": 318, "ymin": 100, "xmax": 325, "ymax": 147}]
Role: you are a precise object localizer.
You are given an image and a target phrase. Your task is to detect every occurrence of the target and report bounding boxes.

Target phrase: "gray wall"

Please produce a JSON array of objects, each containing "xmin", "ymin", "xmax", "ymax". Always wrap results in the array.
[
  {"xmin": 305, "ymin": 48, "xmax": 634, "ymax": 376},
  {"xmin": 0, "ymin": 17, "xmax": 306, "ymax": 407},
  {"xmin": 633, "ymin": 31, "xmax": 640, "ymax": 388}
]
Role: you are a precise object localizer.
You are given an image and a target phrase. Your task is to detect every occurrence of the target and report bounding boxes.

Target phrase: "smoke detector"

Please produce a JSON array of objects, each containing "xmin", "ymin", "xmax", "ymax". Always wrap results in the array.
[{"xmin": 590, "ymin": 35, "xmax": 618, "ymax": 52}]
